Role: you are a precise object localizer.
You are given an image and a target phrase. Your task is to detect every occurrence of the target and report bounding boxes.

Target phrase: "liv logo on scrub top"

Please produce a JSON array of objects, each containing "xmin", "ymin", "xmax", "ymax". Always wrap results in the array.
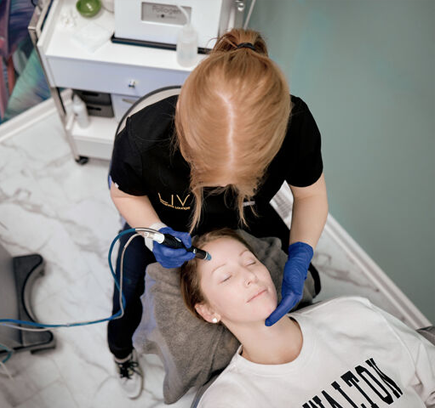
[{"xmin": 158, "ymin": 193, "xmax": 191, "ymax": 210}]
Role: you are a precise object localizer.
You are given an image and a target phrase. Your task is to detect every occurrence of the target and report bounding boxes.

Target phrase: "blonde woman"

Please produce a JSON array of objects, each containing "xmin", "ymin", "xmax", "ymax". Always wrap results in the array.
[
  {"xmin": 180, "ymin": 229, "xmax": 435, "ymax": 408},
  {"xmin": 108, "ymin": 28, "xmax": 328, "ymax": 397}
]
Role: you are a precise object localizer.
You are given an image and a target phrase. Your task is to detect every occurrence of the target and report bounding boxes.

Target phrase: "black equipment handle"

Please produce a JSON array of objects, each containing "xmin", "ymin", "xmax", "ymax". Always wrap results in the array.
[{"xmin": 162, "ymin": 234, "xmax": 211, "ymax": 260}]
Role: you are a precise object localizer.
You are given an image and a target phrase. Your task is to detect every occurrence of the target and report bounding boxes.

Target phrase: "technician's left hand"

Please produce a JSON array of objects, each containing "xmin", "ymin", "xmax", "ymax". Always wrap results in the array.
[
  {"xmin": 153, "ymin": 227, "xmax": 196, "ymax": 268},
  {"xmin": 265, "ymin": 242, "xmax": 313, "ymax": 326}
]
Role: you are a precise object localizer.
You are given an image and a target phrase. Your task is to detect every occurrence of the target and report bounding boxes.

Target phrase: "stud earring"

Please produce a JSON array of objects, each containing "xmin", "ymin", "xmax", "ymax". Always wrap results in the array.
[{"xmin": 212, "ymin": 317, "xmax": 218, "ymax": 324}]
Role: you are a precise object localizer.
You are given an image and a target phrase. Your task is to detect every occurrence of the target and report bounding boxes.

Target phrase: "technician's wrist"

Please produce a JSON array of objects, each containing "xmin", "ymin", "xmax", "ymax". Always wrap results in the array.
[
  {"xmin": 144, "ymin": 221, "xmax": 167, "ymax": 251},
  {"xmin": 288, "ymin": 241, "xmax": 314, "ymax": 261}
]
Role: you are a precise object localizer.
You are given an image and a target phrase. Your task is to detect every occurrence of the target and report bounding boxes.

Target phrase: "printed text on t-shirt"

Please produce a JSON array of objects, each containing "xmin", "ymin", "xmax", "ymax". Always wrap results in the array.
[
  {"xmin": 158, "ymin": 193, "xmax": 191, "ymax": 210},
  {"xmin": 302, "ymin": 358, "xmax": 403, "ymax": 407}
]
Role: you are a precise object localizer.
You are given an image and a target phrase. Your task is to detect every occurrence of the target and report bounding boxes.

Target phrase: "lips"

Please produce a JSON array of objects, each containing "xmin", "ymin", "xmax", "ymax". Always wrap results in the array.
[{"xmin": 247, "ymin": 289, "xmax": 266, "ymax": 303}]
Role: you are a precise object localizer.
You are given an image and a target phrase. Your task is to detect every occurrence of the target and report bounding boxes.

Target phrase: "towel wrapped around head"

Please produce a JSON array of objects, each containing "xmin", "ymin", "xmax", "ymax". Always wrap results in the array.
[{"xmin": 133, "ymin": 230, "xmax": 317, "ymax": 404}]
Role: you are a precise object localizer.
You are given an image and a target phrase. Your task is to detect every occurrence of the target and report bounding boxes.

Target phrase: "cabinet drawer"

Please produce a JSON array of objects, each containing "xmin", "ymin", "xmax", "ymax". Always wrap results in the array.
[
  {"xmin": 47, "ymin": 57, "xmax": 190, "ymax": 97},
  {"xmin": 112, "ymin": 94, "xmax": 140, "ymax": 122}
]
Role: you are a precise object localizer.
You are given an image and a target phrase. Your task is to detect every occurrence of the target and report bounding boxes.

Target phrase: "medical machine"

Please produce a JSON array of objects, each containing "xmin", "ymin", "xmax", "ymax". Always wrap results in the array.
[{"xmin": 113, "ymin": 0, "xmax": 254, "ymax": 51}]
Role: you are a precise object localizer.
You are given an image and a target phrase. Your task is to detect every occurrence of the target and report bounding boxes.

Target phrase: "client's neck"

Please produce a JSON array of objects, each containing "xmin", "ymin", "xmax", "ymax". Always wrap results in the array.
[{"xmin": 228, "ymin": 317, "xmax": 303, "ymax": 365}]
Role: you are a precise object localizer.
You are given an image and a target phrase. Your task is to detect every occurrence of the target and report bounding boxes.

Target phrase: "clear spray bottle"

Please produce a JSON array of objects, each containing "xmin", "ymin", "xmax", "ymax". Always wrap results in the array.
[{"xmin": 176, "ymin": 4, "xmax": 198, "ymax": 67}]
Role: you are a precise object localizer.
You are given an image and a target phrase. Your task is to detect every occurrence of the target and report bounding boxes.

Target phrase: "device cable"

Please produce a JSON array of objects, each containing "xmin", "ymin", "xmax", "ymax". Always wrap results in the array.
[{"xmin": 0, "ymin": 227, "xmax": 210, "ymax": 332}]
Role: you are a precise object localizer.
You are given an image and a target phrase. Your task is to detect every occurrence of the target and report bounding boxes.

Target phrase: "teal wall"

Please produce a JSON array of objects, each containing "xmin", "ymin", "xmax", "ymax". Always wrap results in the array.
[{"xmin": 250, "ymin": 0, "xmax": 435, "ymax": 322}]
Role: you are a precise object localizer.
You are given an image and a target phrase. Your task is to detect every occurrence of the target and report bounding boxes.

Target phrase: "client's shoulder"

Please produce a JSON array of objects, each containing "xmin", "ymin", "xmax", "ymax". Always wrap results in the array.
[
  {"xmin": 198, "ymin": 374, "xmax": 247, "ymax": 408},
  {"xmin": 294, "ymin": 296, "xmax": 375, "ymax": 320},
  {"xmin": 198, "ymin": 355, "xmax": 251, "ymax": 408},
  {"xmin": 292, "ymin": 297, "xmax": 386, "ymax": 341}
]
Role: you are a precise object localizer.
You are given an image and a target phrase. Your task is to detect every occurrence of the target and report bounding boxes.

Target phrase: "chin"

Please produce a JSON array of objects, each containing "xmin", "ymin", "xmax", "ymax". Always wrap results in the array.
[
  {"xmin": 264, "ymin": 304, "xmax": 276, "ymax": 317},
  {"xmin": 258, "ymin": 300, "xmax": 277, "ymax": 319}
]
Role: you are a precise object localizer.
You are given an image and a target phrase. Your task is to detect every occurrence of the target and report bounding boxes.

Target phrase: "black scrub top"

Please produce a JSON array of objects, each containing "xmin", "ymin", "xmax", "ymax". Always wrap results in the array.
[{"xmin": 109, "ymin": 95, "xmax": 323, "ymax": 235}]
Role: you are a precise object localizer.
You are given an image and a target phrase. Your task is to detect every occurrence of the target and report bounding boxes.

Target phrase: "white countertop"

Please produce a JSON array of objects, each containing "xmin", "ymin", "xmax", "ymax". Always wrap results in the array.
[{"xmin": 41, "ymin": 0, "xmax": 206, "ymax": 72}]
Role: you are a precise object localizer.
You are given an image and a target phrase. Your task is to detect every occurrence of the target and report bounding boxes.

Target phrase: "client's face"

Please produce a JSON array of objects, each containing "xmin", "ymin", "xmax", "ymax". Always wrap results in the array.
[{"xmin": 197, "ymin": 237, "xmax": 277, "ymax": 325}]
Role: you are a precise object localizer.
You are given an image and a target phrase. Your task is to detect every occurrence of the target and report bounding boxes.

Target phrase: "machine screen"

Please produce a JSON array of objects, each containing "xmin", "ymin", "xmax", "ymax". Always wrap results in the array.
[{"xmin": 141, "ymin": 2, "xmax": 192, "ymax": 26}]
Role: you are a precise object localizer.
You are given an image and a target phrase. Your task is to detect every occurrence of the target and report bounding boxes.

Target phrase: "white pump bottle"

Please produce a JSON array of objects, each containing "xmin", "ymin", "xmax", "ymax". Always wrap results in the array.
[
  {"xmin": 176, "ymin": 5, "xmax": 198, "ymax": 67},
  {"xmin": 72, "ymin": 94, "xmax": 90, "ymax": 128}
]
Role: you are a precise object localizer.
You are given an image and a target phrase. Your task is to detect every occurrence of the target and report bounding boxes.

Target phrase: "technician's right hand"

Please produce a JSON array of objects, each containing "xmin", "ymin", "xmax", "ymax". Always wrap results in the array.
[{"xmin": 152, "ymin": 226, "xmax": 196, "ymax": 268}]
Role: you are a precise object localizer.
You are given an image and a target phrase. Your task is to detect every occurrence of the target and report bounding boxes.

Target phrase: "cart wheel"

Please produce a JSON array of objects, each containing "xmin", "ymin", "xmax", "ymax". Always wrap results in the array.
[{"xmin": 75, "ymin": 156, "xmax": 89, "ymax": 165}]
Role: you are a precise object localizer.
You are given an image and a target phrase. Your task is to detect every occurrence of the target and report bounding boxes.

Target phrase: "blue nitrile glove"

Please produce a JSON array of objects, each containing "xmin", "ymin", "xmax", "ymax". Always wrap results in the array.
[
  {"xmin": 265, "ymin": 242, "xmax": 313, "ymax": 326},
  {"xmin": 152, "ymin": 227, "xmax": 196, "ymax": 268}
]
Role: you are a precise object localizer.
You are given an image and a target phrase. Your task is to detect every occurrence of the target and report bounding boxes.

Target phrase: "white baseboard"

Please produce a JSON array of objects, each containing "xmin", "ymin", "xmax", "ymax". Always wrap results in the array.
[
  {"xmin": 0, "ymin": 98, "xmax": 55, "ymax": 143},
  {"xmin": 0, "ymin": 90, "xmax": 72, "ymax": 144}
]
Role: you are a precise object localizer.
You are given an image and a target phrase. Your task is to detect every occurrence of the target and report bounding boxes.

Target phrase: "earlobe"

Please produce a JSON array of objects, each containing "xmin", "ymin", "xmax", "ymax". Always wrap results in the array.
[{"xmin": 195, "ymin": 303, "xmax": 220, "ymax": 323}]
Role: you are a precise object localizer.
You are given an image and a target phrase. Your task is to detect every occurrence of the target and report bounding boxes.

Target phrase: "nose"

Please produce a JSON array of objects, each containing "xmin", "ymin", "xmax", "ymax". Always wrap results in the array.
[{"xmin": 243, "ymin": 267, "xmax": 258, "ymax": 287}]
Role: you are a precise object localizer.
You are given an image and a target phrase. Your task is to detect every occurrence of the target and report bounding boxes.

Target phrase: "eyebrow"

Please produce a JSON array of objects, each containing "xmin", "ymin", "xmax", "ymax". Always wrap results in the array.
[{"xmin": 211, "ymin": 249, "xmax": 250, "ymax": 274}]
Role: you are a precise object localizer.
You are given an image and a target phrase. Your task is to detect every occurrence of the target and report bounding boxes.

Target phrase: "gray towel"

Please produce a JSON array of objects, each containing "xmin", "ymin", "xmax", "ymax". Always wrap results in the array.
[{"xmin": 133, "ymin": 230, "xmax": 316, "ymax": 404}]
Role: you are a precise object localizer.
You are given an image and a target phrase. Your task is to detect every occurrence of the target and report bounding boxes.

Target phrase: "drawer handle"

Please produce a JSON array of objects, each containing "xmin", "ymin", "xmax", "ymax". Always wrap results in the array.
[
  {"xmin": 128, "ymin": 80, "xmax": 136, "ymax": 88},
  {"xmin": 121, "ymin": 98, "xmax": 138, "ymax": 105}
]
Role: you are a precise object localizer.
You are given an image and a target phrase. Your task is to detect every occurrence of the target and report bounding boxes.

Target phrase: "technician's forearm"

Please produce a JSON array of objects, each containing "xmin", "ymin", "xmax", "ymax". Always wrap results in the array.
[
  {"xmin": 289, "ymin": 187, "xmax": 328, "ymax": 249},
  {"xmin": 290, "ymin": 194, "xmax": 328, "ymax": 249},
  {"xmin": 110, "ymin": 184, "xmax": 161, "ymax": 229}
]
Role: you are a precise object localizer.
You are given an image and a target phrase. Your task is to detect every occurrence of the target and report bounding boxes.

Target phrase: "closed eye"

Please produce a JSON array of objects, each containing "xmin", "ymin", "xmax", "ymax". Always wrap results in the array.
[{"xmin": 221, "ymin": 275, "xmax": 232, "ymax": 283}]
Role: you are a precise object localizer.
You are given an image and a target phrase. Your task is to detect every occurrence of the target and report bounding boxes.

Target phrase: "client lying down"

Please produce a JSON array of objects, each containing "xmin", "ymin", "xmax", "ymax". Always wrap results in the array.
[{"xmin": 180, "ymin": 228, "xmax": 435, "ymax": 408}]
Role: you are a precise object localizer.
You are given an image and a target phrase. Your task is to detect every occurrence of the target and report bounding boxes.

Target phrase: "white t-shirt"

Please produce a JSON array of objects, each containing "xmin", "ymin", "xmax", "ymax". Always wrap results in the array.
[{"xmin": 198, "ymin": 297, "xmax": 435, "ymax": 408}]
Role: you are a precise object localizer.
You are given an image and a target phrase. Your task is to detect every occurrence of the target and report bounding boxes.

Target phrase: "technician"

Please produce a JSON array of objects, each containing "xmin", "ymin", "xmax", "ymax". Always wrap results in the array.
[{"xmin": 108, "ymin": 28, "xmax": 328, "ymax": 398}]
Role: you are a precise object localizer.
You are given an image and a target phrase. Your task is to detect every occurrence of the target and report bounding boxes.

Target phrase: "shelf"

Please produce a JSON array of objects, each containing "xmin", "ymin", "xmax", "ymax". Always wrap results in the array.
[{"xmin": 66, "ymin": 113, "xmax": 117, "ymax": 160}]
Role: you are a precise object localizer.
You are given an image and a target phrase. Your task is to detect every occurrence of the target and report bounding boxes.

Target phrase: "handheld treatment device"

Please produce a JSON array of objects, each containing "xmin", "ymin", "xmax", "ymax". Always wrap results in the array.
[{"xmin": 140, "ymin": 228, "xmax": 212, "ymax": 261}]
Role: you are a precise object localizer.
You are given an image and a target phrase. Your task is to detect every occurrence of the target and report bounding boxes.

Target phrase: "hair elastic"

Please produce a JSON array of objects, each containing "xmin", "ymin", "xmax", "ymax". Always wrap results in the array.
[{"xmin": 236, "ymin": 42, "xmax": 256, "ymax": 51}]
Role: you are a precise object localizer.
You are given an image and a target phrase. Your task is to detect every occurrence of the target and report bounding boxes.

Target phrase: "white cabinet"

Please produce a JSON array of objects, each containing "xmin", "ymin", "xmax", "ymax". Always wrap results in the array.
[{"xmin": 32, "ymin": 0, "xmax": 205, "ymax": 161}]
